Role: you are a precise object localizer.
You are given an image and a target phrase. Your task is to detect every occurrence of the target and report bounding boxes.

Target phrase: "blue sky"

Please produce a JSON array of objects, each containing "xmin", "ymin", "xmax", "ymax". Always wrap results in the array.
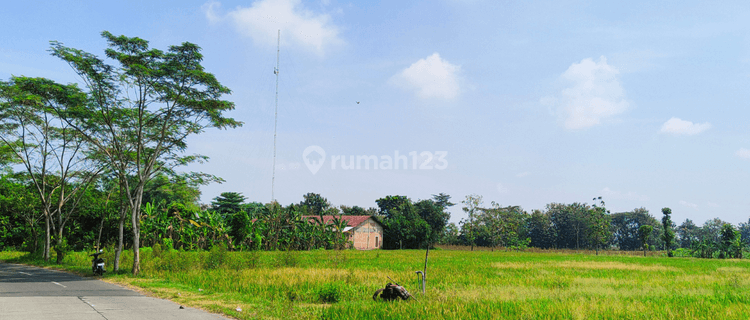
[{"xmin": 3, "ymin": 0, "xmax": 750, "ymax": 225}]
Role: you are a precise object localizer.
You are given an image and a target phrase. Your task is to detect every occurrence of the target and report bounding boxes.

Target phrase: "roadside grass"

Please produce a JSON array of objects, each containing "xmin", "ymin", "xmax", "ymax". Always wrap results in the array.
[{"xmin": 2, "ymin": 249, "xmax": 750, "ymax": 319}]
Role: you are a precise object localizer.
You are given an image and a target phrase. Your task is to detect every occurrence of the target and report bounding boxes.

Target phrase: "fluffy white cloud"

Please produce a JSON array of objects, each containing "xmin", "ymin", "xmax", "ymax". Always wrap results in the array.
[
  {"xmin": 202, "ymin": 0, "xmax": 342, "ymax": 55},
  {"xmin": 544, "ymin": 56, "xmax": 629, "ymax": 130},
  {"xmin": 736, "ymin": 148, "xmax": 750, "ymax": 160},
  {"xmin": 391, "ymin": 53, "xmax": 461, "ymax": 100},
  {"xmin": 659, "ymin": 117, "xmax": 711, "ymax": 135}
]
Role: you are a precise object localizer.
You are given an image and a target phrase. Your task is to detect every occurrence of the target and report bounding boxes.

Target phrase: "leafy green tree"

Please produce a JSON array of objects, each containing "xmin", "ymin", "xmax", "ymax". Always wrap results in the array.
[
  {"xmin": 461, "ymin": 194, "xmax": 483, "ymax": 251},
  {"xmin": 211, "ymin": 192, "xmax": 246, "ymax": 216},
  {"xmin": 739, "ymin": 219, "xmax": 750, "ymax": 247},
  {"xmin": 677, "ymin": 219, "xmax": 699, "ymax": 248},
  {"xmin": 0, "ymin": 77, "xmax": 103, "ymax": 262},
  {"xmin": 588, "ymin": 197, "xmax": 611, "ymax": 255},
  {"xmin": 719, "ymin": 223, "xmax": 742, "ymax": 259},
  {"xmin": 414, "ymin": 194, "xmax": 452, "ymax": 247},
  {"xmin": 210, "ymin": 192, "xmax": 246, "ymax": 247},
  {"xmin": 661, "ymin": 207, "xmax": 675, "ymax": 257},
  {"xmin": 477, "ymin": 203, "xmax": 529, "ymax": 250},
  {"xmin": 639, "ymin": 225, "xmax": 653, "ymax": 257},
  {"xmin": 300, "ymin": 193, "xmax": 331, "ymax": 215},
  {"xmin": 610, "ymin": 208, "xmax": 660, "ymax": 251},
  {"xmin": 339, "ymin": 205, "xmax": 377, "ymax": 216},
  {"xmin": 698, "ymin": 218, "xmax": 728, "ymax": 246},
  {"xmin": 142, "ymin": 172, "xmax": 212, "ymax": 212},
  {"xmin": 547, "ymin": 202, "xmax": 591, "ymax": 250},
  {"xmin": 440, "ymin": 222, "xmax": 461, "ymax": 245},
  {"xmin": 0, "ymin": 173, "xmax": 42, "ymax": 251},
  {"xmin": 377, "ymin": 196, "xmax": 431, "ymax": 249},
  {"xmin": 49, "ymin": 32, "xmax": 240, "ymax": 275},
  {"xmin": 432, "ymin": 193, "xmax": 455, "ymax": 210},
  {"xmin": 527, "ymin": 209, "xmax": 555, "ymax": 249}
]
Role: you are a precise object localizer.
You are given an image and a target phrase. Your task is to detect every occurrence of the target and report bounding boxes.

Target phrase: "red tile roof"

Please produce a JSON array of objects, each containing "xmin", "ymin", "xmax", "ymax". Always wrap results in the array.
[{"xmin": 303, "ymin": 215, "xmax": 376, "ymax": 227}]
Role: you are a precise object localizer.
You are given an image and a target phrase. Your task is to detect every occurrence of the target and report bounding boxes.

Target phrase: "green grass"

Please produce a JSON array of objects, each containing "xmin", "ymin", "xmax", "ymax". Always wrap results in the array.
[{"xmin": 2, "ymin": 248, "xmax": 749, "ymax": 319}]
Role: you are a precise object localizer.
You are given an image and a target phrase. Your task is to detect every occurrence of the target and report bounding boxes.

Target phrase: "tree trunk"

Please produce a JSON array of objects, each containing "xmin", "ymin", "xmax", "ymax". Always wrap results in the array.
[
  {"xmin": 131, "ymin": 201, "xmax": 142, "ymax": 276},
  {"xmin": 96, "ymin": 214, "xmax": 105, "ymax": 251},
  {"xmin": 55, "ymin": 228, "xmax": 64, "ymax": 264},
  {"xmin": 43, "ymin": 213, "xmax": 51, "ymax": 262},
  {"xmin": 114, "ymin": 208, "xmax": 126, "ymax": 272}
]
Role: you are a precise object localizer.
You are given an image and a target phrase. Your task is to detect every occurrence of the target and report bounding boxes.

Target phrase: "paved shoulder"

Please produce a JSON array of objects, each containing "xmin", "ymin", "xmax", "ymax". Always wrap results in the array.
[{"xmin": 0, "ymin": 262, "xmax": 227, "ymax": 320}]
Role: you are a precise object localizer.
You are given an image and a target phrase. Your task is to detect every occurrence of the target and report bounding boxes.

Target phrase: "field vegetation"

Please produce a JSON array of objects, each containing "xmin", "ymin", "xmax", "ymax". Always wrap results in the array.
[{"xmin": 3, "ymin": 247, "xmax": 750, "ymax": 319}]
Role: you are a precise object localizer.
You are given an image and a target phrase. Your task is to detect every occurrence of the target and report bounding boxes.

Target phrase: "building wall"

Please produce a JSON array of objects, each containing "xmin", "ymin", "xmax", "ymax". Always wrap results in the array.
[{"xmin": 348, "ymin": 218, "xmax": 383, "ymax": 250}]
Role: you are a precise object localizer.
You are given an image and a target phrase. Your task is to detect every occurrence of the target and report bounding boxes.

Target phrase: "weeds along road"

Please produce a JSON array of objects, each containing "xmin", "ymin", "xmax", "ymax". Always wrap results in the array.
[{"xmin": 0, "ymin": 262, "xmax": 227, "ymax": 320}]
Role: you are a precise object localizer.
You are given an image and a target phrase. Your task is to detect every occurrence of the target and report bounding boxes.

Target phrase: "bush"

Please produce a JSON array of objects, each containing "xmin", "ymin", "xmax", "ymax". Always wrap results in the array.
[
  {"xmin": 205, "ymin": 243, "xmax": 227, "ymax": 269},
  {"xmin": 317, "ymin": 282, "xmax": 341, "ymax": 303}
]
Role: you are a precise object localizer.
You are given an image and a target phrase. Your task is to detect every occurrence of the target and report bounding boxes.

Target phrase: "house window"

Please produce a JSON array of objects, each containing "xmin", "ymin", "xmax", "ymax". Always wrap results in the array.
[{"xmin": 375, "ymin": 237, "xmax": 379, "ymax": 248}]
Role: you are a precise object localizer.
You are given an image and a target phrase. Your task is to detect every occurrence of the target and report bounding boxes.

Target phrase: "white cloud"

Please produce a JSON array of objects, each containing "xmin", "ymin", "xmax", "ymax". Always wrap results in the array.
[
  {"xmin": 202, "ymin": 1, "xmax": 222, "ymax": 24},
  {"xmin": 600, "ymin": 187, "xmax": 649, "ymax": 202},
  {"xmin": 736, "ymin": 148, "xmax": 750, "ymax": 160},
  {"xmin": 679, "ymin": 200, "xmax": 698, "ymax": 210},
  {"xmin": 391, "ymin": 53, "xmax": 461, "ymax": 100},
  {"xmin": 544, "ymin": 56, "xmax": 629, "ymax": 130},
  {"xmin": 203, "ymin": 0, "xmax": 342, "ymax": 55},
  {"xmin": 659, "ymin": 117, "xmax": 711, "ymax": 135}
]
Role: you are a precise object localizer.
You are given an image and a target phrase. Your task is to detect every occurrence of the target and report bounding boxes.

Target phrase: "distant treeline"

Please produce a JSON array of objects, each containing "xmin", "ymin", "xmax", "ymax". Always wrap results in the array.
[
  {"xmin": 442, "ymin": 195, "xmax": 750, "ymax": 259},
  {"xmin": 2, "ymin": 169, "xmax": 748, "ymax": 260}
]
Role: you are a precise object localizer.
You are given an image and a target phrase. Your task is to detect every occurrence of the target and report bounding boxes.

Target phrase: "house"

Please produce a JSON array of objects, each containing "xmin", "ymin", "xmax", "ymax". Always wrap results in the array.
[{"xmin": 305, "ymin": 215, "xmax": 383, "ymax": 250}]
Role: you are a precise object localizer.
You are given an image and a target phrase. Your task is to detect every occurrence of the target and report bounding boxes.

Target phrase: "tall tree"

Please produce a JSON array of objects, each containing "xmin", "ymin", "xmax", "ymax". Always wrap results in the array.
[
  {"xmin": 588, "ymin": 197, "xmax": 611, "ymax": 255},
  {"xmin": 414, "ymin": 194, "xmax": 452, "ymax": 247},
  {"xmin": 377, "ymin": 196, "xmax": 430, "ymax": 249},
  {"xmin": 661, "ymin": 207, "xmax": 675, "ymax": 257},
  {"xmin": 461, "ymin": 194, "xmax": 483, "ymax": 251},
  {"xmin": 49, "ymin": 31, "xmax": 241, "ymax": 275},
  {"xmin": 527, "ymin": 209, "xmax": 555, "ymax": 249},
  {"xmin": 677, "ymin": 219, "xmax": 699, "ymax": 248},
  {"xmin": 0, "ymin": 77, "xmax": 102, "ymax": 262},
  {"xmin": 610, "ymin": 208, "xmax": 660, "ymax": 251},
  {"xmin": 639, "ymin": 225, "xmax": 653, "ymax": 257},
  {"xmin": 300, "ymin": 192, "xmax": 331, "ymax": 215},
  {"xmin": 739, "ymin": 219, "xmax": 750, "ymax": 247},
  {"xmin": 211, "ymin": 192, "xmax": 246, "ymax": 216}
]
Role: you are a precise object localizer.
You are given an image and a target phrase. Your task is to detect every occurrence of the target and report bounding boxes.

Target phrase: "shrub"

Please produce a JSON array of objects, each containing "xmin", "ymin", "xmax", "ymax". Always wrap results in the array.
[
  {"xmin": 317, "ymin": 283, "xmax": 341, "ymax": 303},
  {"xmin": 205, "ymin": 243, "xmax": 227, "ymax": 269}
]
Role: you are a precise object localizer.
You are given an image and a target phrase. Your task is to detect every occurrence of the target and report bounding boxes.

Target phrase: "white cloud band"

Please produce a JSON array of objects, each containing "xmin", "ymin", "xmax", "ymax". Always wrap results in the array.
[
  {"xmin": 391, "ymin": 53, "xmax": 461, "ymax": 100},
  {"xmin": 659, "ymin": 117, "xmax": 711, "ymax": 135},
  {"xmin": 203, "ymin": 0, "xmax": 342, "ymax": 55}
]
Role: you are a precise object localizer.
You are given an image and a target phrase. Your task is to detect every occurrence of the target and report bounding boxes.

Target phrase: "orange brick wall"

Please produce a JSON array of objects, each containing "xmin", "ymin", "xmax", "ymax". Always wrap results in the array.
[{"xmin": 348, "ymin": 218, "xmax": 383, "ymax": 250}]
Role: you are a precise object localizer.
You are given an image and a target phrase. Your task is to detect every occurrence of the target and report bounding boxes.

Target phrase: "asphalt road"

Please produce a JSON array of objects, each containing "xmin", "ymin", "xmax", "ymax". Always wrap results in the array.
[{"xmin": 0, "ymin": 262, "xmax": 228, "ymax": 320}]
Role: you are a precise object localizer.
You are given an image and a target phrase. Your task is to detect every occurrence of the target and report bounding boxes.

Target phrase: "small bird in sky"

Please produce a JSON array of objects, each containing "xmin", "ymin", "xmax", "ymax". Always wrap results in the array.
[{"xmin": 356, "ymin": 101, "xmax": 360, "ymax": 104}]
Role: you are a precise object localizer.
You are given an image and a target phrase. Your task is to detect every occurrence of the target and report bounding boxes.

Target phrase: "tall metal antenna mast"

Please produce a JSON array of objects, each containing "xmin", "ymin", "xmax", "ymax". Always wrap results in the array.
[{"xmin": 271, "ymin": 30, "xmax": 280, "ymax": 203}]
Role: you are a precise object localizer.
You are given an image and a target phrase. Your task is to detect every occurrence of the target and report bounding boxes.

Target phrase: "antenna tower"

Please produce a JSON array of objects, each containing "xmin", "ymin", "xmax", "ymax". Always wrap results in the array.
[{"xmin": 272, "ymin": 30, "xmax": 280, "ymax": 202}]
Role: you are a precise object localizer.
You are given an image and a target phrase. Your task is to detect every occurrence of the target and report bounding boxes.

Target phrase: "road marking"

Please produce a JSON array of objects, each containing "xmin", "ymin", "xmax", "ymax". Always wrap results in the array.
[
  {"xmin": 19, "ymin": 272, "xmax": 32, "ymax": 276},
  {"xmin": 51, "ymin": 281, "xmax": 67, "ymax": 288}
]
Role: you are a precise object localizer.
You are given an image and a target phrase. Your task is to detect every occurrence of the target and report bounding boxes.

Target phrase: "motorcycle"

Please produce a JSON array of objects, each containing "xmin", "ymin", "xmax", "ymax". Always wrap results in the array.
[{"xmin": 90, "ymin": 250, "xmax": 106, "ymax": 276}]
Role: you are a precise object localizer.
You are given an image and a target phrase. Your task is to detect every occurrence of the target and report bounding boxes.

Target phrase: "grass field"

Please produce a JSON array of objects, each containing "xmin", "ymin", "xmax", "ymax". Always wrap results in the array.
[{"xmin": 2, "ymin": 247, "xmax": 749, "ymax": 319}]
